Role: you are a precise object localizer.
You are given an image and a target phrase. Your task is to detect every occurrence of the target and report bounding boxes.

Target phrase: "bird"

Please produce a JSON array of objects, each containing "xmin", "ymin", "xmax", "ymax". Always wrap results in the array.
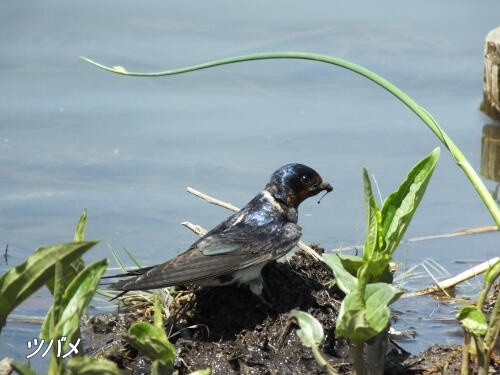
[{"xmin": 104, "ymin": 163, "xmax": 333, "ymax": 298}]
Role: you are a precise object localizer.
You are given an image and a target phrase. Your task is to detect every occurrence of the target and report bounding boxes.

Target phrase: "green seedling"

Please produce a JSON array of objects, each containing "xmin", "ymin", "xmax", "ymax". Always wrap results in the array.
[
  {"xmin": 0, "ymin": 211, "xmax": 120, "ymax": 375},
  {"xmin": 290, "ymin": 310, "xmax": 338, "ymax": 375},
  {"xmin": 125, "ymin": 294, "xmax": 176, "ymax": 375},
  {"xmin": 322, "ymin": 148, "xmax": 439, "ymax": 375},
  {"xmin": 457, "ymin": 259, "xmax": 499, "ymax": 375},
  {"xmin": 0, "ymin": 240, "xmax": 97, "ymax": 331},
  {"xmin": 127, "ymin": 321, "xmax": 176, "ymax": 375}
]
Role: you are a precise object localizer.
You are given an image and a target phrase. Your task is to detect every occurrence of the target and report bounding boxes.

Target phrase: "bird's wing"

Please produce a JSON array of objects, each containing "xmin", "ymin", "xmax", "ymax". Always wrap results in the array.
[{"xmin": 108, "ymin": 221, "xmax": 301, "ymax": 291}]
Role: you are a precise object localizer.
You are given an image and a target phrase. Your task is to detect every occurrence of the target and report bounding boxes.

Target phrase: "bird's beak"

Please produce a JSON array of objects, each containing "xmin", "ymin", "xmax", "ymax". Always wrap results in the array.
[
  {"xmin": 319, "ymin": 182, "xmax": 333, "ymax": 193},
  {"xmin": 314, "ymin": 181, "xmax": 333, "ymax": 204}
]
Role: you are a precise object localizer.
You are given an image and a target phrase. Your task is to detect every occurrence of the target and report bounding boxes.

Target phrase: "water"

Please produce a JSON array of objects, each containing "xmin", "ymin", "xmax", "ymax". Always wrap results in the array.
[{"xmin": 1, "ymin": 0, "xmax": 499, "ymax": 368}]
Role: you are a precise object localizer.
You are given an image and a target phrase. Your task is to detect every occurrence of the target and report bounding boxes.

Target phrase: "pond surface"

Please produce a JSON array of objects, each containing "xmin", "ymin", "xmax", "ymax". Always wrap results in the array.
[{"xmin": 1, "ymin": 0, "xmax": 499, "ymax": 369}]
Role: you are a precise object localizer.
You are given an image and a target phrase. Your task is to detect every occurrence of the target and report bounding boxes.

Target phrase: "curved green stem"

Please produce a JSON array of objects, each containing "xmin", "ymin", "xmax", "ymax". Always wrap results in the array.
[
  {"xmin": 311, "ymin": 345, "xmax": 339, "ymax": 375},
  {"xmin": 81, "ymin": 52, "xmax": 500, "ymax": 227}
]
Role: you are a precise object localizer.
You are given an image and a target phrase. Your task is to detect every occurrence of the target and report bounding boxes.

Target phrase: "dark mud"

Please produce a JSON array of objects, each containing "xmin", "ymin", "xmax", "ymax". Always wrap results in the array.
[{"xmin": 82, "ymin": 247, "xmax": 499, "ymax": 374}]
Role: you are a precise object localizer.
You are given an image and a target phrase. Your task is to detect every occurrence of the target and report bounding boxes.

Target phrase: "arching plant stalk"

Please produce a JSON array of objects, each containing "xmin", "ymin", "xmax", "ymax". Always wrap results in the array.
[{"xmin": 81, "ymin": 52, "xmax": 500, "ymax": 227}]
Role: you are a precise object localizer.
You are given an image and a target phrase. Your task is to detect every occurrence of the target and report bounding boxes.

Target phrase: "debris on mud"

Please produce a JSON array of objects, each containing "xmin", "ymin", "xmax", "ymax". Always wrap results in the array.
[{"xmin": 81, "ymin": 247, "xmax": 499, "ymax": 374}]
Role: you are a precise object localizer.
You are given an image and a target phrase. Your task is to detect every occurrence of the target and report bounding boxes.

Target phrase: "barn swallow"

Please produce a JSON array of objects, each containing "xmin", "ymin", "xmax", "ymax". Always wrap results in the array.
[{"xmin": 104, "ymin": 163, "xmax": 332, "ymax": 297}]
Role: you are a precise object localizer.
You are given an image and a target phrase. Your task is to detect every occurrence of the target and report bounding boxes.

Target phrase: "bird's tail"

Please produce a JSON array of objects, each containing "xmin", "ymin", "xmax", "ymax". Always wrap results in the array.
[{"xmin": 99, "ymin": 266, "xmax": 155, "ymax": 300}]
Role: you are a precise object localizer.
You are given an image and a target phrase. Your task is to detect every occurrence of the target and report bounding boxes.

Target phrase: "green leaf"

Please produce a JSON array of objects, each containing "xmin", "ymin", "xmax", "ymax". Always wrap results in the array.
[
  {"xmin": 362, "ymin": 169, "xmax": 381, "ymax": 261},
  {"xmin": 336, "ymin": 289, "xmax": 376, "ymax": 343},
  {"xmin": 10, "ymin": 360, "xmax": 37, "ymax": 375},
  {"xmin": 47, "ymin": 261, "xmax": 66, "ymax": 374},
  {"xmin": 0, "ymin": 241, "xmax": 98, "ymax": 331},
  {"xmin": 322, "ymin": 254, "xmax": 358, "ymax": 294},
  {"xmin": 380, "ymin": 148, "xmax": 440, "ymax": 255},
  {"xmin": 187, "ymin": 369, "xmax": 212, "ymax": 375},
  {"xmin": 73, "ymin": 209, "xmax": 87, "ymax": 242},
  {"xmin": 41, "ymin": 259, "xmax": 108, "ymax": 350},
  {"xmin": 126, "ymin": 322, "xmax": 176, "ymax": 365},
  {"xmin": 456, "ymin": 306, "xmax": 488, "ymax": 336},
  {"xmin": 484, "ymin": 259, "xmax": 500, "ymax": 284},
  {"xmin": 365, "ymin": 255, "xmax": 393, "ymax": 284},
  {"xmin": 151, "ymin": 360, "xmax": 172, "ymax": 375},
  {"xmin": 365, "ymin": 283, "xmax": 403, "ymax": 333},
  {"xmin": 123, "ymin": 247, "xmax": 142, "ymax": 268},
  {"xmin": 64, "ymin": 356, "xmax": 121, "ymax": 375},
  {"xmin": 290, "ymin": 310, "xmax": 324, "ymax": 348},
  {"xmin": 109, "ymin": 246, "xmax": 128, "ymax": 273},
  {"xmin": 153, "ymin": 294, "xmax": 164, "ymax": 330},
  {"xmin": 336, "ymin": 283, "xmax": 402, "ymax": 343},
  {"xmin": 336, "ymin": 254, "xmax": 363, "ymax": 275},
  {"xmin": 48, "ymin": 210, "xmax": 89, "ymax": 295}
]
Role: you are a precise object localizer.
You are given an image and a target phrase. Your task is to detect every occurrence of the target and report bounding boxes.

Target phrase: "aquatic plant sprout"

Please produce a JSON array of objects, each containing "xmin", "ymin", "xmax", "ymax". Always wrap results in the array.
[{"xmin": 81, "ymin": 52, "xmax": 500, "ymax": 227}]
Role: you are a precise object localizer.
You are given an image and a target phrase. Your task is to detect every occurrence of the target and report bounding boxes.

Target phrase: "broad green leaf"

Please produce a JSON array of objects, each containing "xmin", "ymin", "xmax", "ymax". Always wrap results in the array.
[
  {"xmin": 0, "ymin": 241, "xmax": 98, "ymax": 331},
  {"xmin": 381, "ymin": 148, "xmax": 440, "ymax": 255},
  {"xmin": 64, "ymin": 356, "xmax": 121, "ymax": 375},
  {"xmin": 322, "ymin": 254, "xmax": 357, "ymax": 294},
  {"xmin": 336, "ymin": 284, "xmax": 402, "ymax": 343},
  {"xmin": 126, "ymin": 322, "xmax": 176, "ymax": 364},
  {"xmin": 365, "ymin": 283, "xmax": 403, "ymax": 334},
  {"xmin": 362, "ymin": 169, "xmax": 381, "ymax": 261},
  {"xmin": 290, "ymin": 310, "xmax": 324, "ymax": 348},
  {"xmin": 41, "ymin": 259, "xmax": 108, "ymax": 349},
  {"xmin": 456, "ymin": 306, "xmax": 488, "ymax": 336},
  {"xmin": 484, "ymin": 259, "xmax": 500, "ymax": 284},
  {"xmin": 336, "ymin": 289, "xmax": 376, "ymax": 343},
  {"xmin": 336, "ymin": 254, "xmax": 364, "ymax": 276},
  {"xmin": 365, "ymin": 255, "xmax": 393, "ymax": 284}
]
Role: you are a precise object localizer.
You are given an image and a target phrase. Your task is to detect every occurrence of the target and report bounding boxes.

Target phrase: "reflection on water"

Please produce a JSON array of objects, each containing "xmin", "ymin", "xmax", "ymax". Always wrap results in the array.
[
  {"xmin": 481, "ymin": 124, "xmax": 500, "ymax": 200},
  {"xmin": 1, "ymin": 0, "xmax": 500, "ymax": 369}
]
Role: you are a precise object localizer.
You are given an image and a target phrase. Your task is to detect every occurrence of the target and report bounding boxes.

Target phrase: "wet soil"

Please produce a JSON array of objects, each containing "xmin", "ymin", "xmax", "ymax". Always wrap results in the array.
[{"xmin": 81, "ymin": 247, "xmax": 499, "ymax": 374}]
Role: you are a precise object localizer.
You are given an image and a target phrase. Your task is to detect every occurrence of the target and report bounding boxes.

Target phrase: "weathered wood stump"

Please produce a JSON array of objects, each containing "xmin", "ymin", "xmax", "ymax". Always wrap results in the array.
[{"xmin": 482, "ymin": 27, "xmax": 500, "ymax": 119}]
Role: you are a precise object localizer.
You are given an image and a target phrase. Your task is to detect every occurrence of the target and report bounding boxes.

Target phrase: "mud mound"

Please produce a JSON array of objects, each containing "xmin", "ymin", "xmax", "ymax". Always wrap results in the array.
[
  {"xmin": 170, "ymin": 248, "xmax": 351, "ymax": 374},
  {"xmin": 81, "ymin": 248, "xmax": 499, "ymax": 374}
]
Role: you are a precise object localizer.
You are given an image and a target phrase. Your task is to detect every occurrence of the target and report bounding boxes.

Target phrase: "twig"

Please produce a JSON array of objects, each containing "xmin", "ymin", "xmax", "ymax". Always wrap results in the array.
[
  {"xmin": 402, "ymin": 257, "xmax": 500, "ymax": 298},
  {"xmin": 275, "ymin": 319, "xmax": 295, "ymax": 351},
  {"xmin": 181, "ymin": 221, "xmax": 208, "ymax": 237},
  {"xmin": 406, "ymin": 226, "xmax": 498, "ymax": 242},
  {"xmin": 186, "ymin": 186, "xmax": 239, "ymax": 212},
  {"xmin": 185, "ymin": 187, "xmax": 323, "ymax": 261}
]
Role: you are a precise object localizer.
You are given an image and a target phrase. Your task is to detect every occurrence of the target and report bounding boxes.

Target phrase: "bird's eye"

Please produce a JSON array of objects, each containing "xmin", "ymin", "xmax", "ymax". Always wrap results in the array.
[{"xmin": 300, "ymin": 175, "xmax": 310, "ymax": 185}]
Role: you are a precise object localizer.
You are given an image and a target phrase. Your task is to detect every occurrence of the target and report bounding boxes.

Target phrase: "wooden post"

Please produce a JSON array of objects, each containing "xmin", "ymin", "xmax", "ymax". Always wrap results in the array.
[{"xmin": 482, "ymin": 27, "xmax": 500, "ymax": 119}]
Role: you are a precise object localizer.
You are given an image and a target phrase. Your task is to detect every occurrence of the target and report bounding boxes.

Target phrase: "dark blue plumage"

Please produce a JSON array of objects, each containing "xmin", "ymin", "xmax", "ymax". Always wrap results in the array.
[{"xmin": 105, "ymin": 163, "xmax": 332, "ymax": 296}]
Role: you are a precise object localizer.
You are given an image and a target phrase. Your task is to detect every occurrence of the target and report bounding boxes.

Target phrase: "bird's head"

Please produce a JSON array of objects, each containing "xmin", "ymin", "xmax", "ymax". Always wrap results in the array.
[{"xmin": 265, "ymin": 163, "xmax": 333, "ymax": 208}]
